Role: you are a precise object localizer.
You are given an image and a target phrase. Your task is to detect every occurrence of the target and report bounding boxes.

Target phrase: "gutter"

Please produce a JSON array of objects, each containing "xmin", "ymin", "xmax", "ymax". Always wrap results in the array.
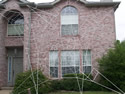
[
  {"xmin": 0, "ymin": 0, "xmax": 121, "ymax": 11},
  {"xmin": 37, "ymin": 3, "xmax": 53, "ymax": 8},
  {"xmin": 18, "ymin": 1, "xmax": 120, "ymax": 10},
  {"xmin": 113, "ymin": 2, "xmax": 121, "ymax": 11},
  {"xmin": 19, "ymin": 2, "xmax": 36, "ymax": 7},
  {"xmin": 84, "ymin": 1, "xmax": 121, "ymax": 11},
  {"xmin": 36, "ymin": 0, "xmax": 60, "ymax": 8},
  {"xmin": 84, "ymin": 2, "xmax": 121, "ymax": 6}
]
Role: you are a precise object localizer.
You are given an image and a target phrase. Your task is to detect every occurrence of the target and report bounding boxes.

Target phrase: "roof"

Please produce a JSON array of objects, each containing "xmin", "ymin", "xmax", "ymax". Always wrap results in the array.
[
  {"xmin": 0, "ymin": 0, "xmax": 29, "ymax": 4},
  {"xmin": 0, "ymin": 0, "xmax": 121, "ymax": 11},
  {"xmin": 0, "ymin": 0, "xmax": 29, "ymax": 8}
]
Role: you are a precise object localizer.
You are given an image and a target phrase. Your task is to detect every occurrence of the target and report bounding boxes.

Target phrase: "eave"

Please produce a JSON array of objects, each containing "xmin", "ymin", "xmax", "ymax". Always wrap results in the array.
[
  {"xmin": 0, "ymin": 0, "xmax": 121, "ymax": 11},
  {"xmin": 82, "ymin": 1, "xmax": 121, "ymax": 11}
]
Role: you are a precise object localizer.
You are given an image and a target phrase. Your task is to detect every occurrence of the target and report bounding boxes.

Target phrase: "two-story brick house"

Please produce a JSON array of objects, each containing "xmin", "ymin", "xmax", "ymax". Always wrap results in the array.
[{"xmin": 0, "ymin": 0, "xmax": 120, "ymax": 88}]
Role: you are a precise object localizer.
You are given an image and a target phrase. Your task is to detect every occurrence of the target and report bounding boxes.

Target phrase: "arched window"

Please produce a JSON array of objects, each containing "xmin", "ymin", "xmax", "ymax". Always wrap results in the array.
[
  {"xmin": 61, "ymin": 6, "xmax": 78, "ymax": 35},
  {"xmin": 6, "ymin": 10, "xmax": 24, "ymax": 36}
]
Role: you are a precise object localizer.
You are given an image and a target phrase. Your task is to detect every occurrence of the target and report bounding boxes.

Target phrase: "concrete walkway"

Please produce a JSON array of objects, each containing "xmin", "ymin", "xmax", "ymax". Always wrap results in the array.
[{"xmin": 0, "ymin": 90, "xmax": 12, "ymax": 94}]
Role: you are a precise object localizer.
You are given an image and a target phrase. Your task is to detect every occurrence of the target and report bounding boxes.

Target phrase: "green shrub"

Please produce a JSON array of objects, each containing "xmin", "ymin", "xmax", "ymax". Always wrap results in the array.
[
  {"xmin": 51, "ymin": 80, "xmax": 64, "ymax": 91},
  {"xmin": 63, "ymin": 74, "xmax": 90, "ymax": 91},
  {"xmin": 12, "ymin": 70, "xmax": 52, "ymax": 94},
  {"xmin": 98, "ymin": 40, "xmax": 125, "ymax": 92},
  {"xmin": 51, "ymin": 73, "xmax": 102, "ymax": 92},
  {"xmin": 64, "ymin": 74, "xmax": 102, "ymax": 91}
]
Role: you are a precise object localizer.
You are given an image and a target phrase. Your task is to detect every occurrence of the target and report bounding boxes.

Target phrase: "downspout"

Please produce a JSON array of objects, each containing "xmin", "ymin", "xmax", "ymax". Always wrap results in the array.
[
  {"xmin": 28, "ymin": 7, "xmax": 32, "ymax": 70},
  {"xmin": 27, "ymin": 6, "xmax": 38, "ymax": 94}
]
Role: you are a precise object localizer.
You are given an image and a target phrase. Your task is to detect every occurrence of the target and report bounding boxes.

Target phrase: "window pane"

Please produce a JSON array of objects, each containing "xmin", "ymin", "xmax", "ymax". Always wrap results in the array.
[
  {"xmin": 49, "ymin": 51, "xmax": 58, "ymax": 67},
  {"xmin": 62, "ymin": 67, "xmax": 79, "ymax": 77},
  {"xmin": 61, "ymin": 51, "xmax": 80, "ymax": 76},
  {"xmin": 50, "ymin": 67, "xmax": 58, "ymax": 78},
  {"xmin": 83, "ymin": 66, "xmax": 91, "ymax": 74},
  {"xmin": 49, "ymin": 51, "xmax": 58, "ymax": 78},
  {"xmin": 61, "ymin": 6, "xmax": 78, "ymax": 15},
  {"xmin": 83, "ymin": 50, "xmax": 91, "ymax": 66},
  {"xmin": 15, "ymin": 19, "xmax": 24, "ymax": 24},
  {"xmin": 83, "ymin": 50, "xmax": 91, "ymax": 73},
  {"xmin": 83, "ymin": 50, "xmax": 91, "ymax": 56},
  {"xmin": 61, "ymin": 15, "xmax": 78, "ymax": 24},
  {"xmin": 8, "ymin": 24, "xmax": 24, "ymax": 36},
  {"xmin": 61, "ymin": 24, "xmax": 78, "ymax": 35},
  {"xmin": 8, "ymin": 15, "xmax": 24, "ymax": 24}
]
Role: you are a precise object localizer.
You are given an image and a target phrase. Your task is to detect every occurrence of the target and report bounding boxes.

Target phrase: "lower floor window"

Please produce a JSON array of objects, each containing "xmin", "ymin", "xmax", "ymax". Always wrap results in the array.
[
  {"xmin": 61, "ymin": 51, "xmax": 80, "ymax": 76},
  {"xmin": 50, "ymin": 67, "xmax": 58, "ymax": 78},
  {"xmin": 49, "ymin": 51, "xmax": 58, "ymax": 78},
  {"xmin": 62, "ymin": 67, "xmax": 79, "ymax": 76},
  {"xmin": 49, "ymin": 50, "xmax": 91, "ymax": 78},
  {"xmin": 83, "ymin": 50, "xmax": 91, "ymax": 74},
  {"xmin": 83, "ymin": 66, "xmax": 91, "ymax": 74}
]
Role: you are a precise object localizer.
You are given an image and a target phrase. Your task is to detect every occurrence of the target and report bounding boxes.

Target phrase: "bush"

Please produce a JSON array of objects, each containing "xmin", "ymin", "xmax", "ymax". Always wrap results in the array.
[
  {"xmin": 51, "ymin": 80, "xmax": 64, "ymax": 91},
  {"xmin": 63, "ymin": 74, "xmax": 102, "ymax": 91},
  {"xmin": 98, "ymin": 40, "xmax": 125, "ymax": 92},
  {"xmin": 51, "ymin": 73, "xmax": 102, "ymax": 92},
  {"xmin": 12, "ymin": 70, "xmax": 52, "ymax": 94},
  {"xmin": 63, "ymin": 74, "xmax": 91, "ymax": 91}
]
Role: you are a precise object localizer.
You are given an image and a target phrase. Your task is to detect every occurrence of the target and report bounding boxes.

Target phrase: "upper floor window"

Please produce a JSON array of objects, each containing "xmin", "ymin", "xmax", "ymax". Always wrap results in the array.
[
  {"xmin": 61, "ymin": 6, "xmax": 78, "ymax": 36},
  {"xmin": 7, "ymin": 11, "xmax": 24, "ymax": 36}
]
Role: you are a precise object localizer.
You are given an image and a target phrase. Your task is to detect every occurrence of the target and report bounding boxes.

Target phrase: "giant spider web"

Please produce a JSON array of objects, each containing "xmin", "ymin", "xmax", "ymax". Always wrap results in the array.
[{"xmin": 0, "ymin": 0, "xmax": 124, "ymax": 94}]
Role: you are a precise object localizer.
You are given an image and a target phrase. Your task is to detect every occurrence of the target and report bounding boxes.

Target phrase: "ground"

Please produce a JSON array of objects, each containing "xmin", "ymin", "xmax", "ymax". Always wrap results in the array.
[
  {"xmin": 49, "ymin": 91, "xmax": 116, "ymax": 94},
  {"xmin": 0, "ymin": 90, "xmax": 117, "ymax": 94}
]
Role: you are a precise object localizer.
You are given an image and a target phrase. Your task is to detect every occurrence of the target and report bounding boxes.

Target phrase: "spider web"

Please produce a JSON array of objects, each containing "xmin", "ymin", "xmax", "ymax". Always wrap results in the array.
[{"xmin": 0, "ymin": 0, "xmax": 125, "ymax": 94}]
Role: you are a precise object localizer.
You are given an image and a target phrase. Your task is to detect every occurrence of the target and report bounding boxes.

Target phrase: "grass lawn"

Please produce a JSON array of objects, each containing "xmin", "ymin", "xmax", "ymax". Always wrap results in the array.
[{"xmin": 50, "ymin": 91, "xmax": 116, "ymax": 94}]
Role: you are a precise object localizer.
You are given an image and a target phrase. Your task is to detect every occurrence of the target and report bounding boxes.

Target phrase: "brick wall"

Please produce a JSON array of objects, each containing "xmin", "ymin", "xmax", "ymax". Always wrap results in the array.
[
  {"xmin": 28, "ymin": 0, "xmax": 116, "ymax": 78},
  {"xmin": 0, "ymin": 16, "xmax": 7, "ymax": 88},
  {"xmin": 0, "ymin": 0, "xmax": 116, "ymax": 87}
]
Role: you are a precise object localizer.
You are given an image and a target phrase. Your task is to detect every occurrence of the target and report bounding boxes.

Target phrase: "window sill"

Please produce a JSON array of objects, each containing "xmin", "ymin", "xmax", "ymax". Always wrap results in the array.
[
  {"xmin": 61, "ymin": 35, "xmax": 80, "ymax": 37},
  {"xmin": 6, "ymin": 36, "xmax": 24, "ymax": 38}
]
